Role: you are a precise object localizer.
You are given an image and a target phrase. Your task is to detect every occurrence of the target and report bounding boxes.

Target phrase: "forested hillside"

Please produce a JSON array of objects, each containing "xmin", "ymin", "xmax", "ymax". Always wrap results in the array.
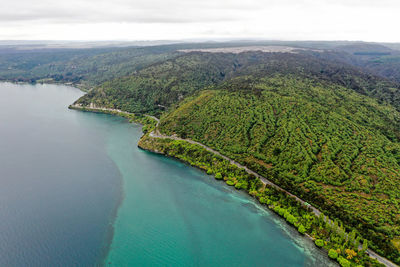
[
  {"xmin": 0, "ymin": 41, "xmax": 315, "ymax": 88},
  {"xmin": 3, "ymin": 40, "xmax": 400, "ymax": 91},
  {"xmin": 74, "ymin": 50, "xmax": 400, "ymax": 115},
  {"xmin": 0, "ymin": 46, "xmax": 182, "ymax": 89},
  {"xmin": 158, "ymin": 75, "xmax": 400, "ymax": 262},
  {"xmin": 74, "ymin": 52, "xmax": 236, "ymax": 113},
  {"xmin": 317, "ymin": 43, "xmax": 400, "ymax": 84}
]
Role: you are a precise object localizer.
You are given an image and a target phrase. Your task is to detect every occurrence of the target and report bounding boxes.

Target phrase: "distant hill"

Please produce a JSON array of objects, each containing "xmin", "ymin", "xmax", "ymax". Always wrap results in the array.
[
  {"xmin": 75, "ymin": 49, "xmax": 400, "ymax": 115},
  {"xmin": 325, "ymin": 43, "xmax": 400, "ymax": 82},
  {"xmin": 334, "ymin": 43, "xmax": 394, "ymax": 55},
  {"xmin": 3, "ymin": 40, "xmax": 400, "ymax": 86}
]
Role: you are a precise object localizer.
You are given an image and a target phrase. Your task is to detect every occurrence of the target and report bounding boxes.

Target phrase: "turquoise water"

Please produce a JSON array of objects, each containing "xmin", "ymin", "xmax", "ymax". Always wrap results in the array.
[
  {"xmin": 104, "ymin": 113, "xmax": 335, "ymax": 266},
  {"xmin": 0, "ymin": 83, "xmax": 335, "ymax": 266}
]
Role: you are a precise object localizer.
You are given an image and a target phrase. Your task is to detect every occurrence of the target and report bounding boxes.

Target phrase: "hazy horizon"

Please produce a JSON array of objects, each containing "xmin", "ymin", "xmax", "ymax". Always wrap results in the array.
[
  {"xmin": 1, "ymin": 0, "xmax": 400, "ymax": 42},
  {"xmin": 1, "ymin": 39, "xmax": 400, "ymax": 50}
]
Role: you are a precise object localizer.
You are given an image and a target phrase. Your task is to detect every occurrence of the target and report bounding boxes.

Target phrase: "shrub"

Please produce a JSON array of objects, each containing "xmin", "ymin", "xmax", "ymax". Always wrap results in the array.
[
  {"xmin": 226, "ymin": 180, "xmax": 235, "ymax": 186},
  {"xmin": 206, "ymin": 169, "xmax": 213, "ymax": 175},
  {"xmin": 249, "ymin": 190, "xmax": 257, "ymax": 196},
  {"xmin": 215, "ymin": 173, "xmax": 223, "ymax": 179},
  {"xmin": 273, "ymin": 205, "xmax": 280, "ymax": 213},
  {"xmin": 315, "ymin": 239, "xmax": 324, "ymax": 248},
  {"xmin": 234, "ymin": 183, "xmax": 242, "ymax": 190},
  {"xmin": 337, "ymin": 256, "xmax": 351, "ymax": 267},
  {"xmin": 328, "ymin": 249, "xmax": 338, "ymax": 259},
  {"xmin": 286, "ymin": 214, "xmax": 297, "ymax": 225},
  {"xmin": 259, "ymin": 197, "xmax": 267, "ymax": 204},
  {"xmin": 297, "ymin": 224, "xmax": 306, "ymax": 234},
  {"xmin": 278, "ymin": 208, "xmax": 286, "ymax": 216}
]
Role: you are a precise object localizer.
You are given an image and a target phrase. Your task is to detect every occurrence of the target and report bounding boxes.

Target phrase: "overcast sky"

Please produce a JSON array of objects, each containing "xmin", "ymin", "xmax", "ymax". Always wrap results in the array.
[{"xmin": 1, "ymin": 0, "xmax": 399, "ymax": 42}]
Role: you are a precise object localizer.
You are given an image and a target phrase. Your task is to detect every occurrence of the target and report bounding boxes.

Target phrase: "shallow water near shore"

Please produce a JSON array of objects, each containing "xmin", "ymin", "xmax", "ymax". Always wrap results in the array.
[
  {"xmin": 0, "ymin": 83, "xmax": 335, "ymax": 266},
  {"xmin": 105, "ymin": 123, "xmax": 336, "ymax": 266}
]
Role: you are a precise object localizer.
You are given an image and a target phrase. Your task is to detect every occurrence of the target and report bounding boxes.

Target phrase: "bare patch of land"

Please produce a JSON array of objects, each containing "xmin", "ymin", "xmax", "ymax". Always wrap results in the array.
[{"xmin": 179, "ymin": 46, "xmax": 306, "ymax": 54}]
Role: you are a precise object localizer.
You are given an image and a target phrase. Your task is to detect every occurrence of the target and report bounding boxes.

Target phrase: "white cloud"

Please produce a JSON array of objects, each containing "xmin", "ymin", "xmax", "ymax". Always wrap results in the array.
[{"xmin": 0, "ymin": 0, "xmax": 399, "ymax": 41}]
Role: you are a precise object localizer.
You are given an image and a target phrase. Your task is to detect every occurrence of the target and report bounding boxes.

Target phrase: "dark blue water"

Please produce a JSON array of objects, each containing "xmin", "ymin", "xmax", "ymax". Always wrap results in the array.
[
  {"xmin": 0, "ymin": 83, "xmax": 123, "ymax": 266},
  {"xmin": 0, "ymin": 83, "xmax": 335, "ymax": 266}
]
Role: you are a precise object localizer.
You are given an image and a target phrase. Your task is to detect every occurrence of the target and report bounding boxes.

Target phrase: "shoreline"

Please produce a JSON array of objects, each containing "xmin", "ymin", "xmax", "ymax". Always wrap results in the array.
[
  {"xmin": 142, "ymin": 150, "xmax": 336, "ymax": 266},
  {"xmin": 69, "ymin": 104, "xmax": 135, "ymax": 117},
  {"xmin": 70, "ymin": 103, "xmax": 398, "ymax": 267},
  {"xmin": 137, "ymin": 138, "xmax": 335, "ymax": 262},
  {"xmin": 71, "ymin": 105, "xmax": 334, "ymax": 264},
  {"xmin": 0, "ymin": 79, "xmax": 91, "ymax": 92}
]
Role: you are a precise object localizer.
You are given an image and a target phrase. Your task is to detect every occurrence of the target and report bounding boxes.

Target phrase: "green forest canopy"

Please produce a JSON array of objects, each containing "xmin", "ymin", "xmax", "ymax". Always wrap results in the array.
[{"xmin": 158, "ymin": 75, "xmax": 400, "ymax": 260}]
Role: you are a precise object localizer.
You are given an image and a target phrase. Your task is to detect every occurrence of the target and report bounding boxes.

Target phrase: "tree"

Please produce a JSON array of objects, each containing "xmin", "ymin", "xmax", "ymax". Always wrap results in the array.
[
  {"xmin": 355, "ymin": 236, "xmax": 361, "ymax": 250},
  {"xmin": 286, "ymin": 214, "xmax": 298, "ymax": 225},
  {"xmin": 349, "ymin": 230, "xmax": 356, "ymax": 246},
  {"xmin": 345, "ymin": 249, "xmax": 357, "ymax": 260},
  {"xmin": 361, "ymin": 239, "xmax": 368, "ymax": 253},
  {"xmin": 318, "ymin": 213, "xmax": 325, "ymax": 227}
]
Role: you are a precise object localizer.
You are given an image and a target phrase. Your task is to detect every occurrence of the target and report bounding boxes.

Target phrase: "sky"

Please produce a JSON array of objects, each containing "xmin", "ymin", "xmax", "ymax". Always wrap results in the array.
[{"xmin": 1, "ymin": 0, "xmax": 399, "ymax": 42}]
